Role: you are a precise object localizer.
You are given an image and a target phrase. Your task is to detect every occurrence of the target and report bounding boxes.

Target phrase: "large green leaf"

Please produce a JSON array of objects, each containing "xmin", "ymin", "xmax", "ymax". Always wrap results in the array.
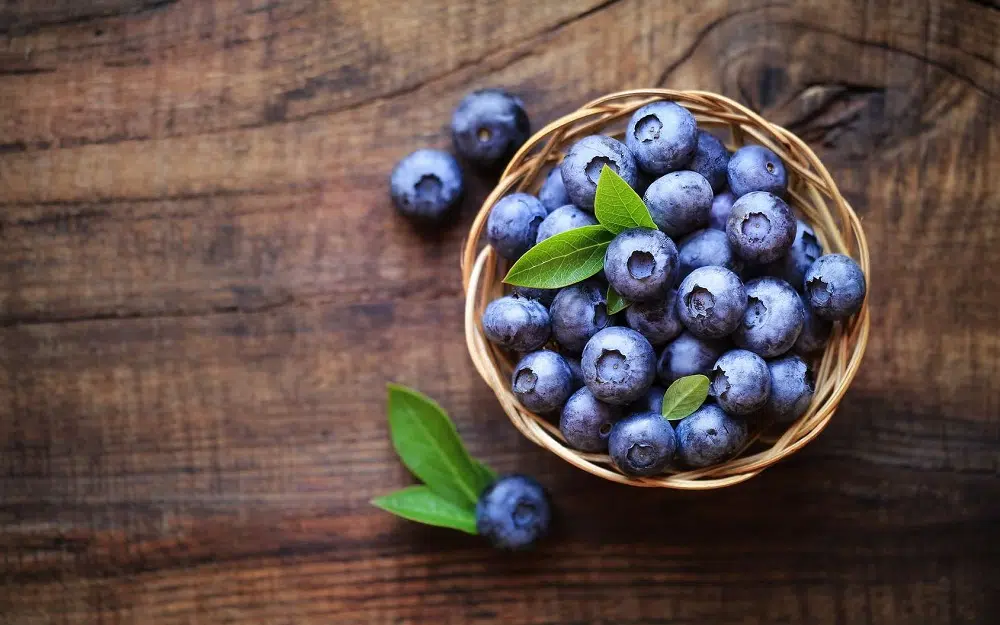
[
  {"xmin": 661, "ymin": 374, "xmax": 710, "ymax": 421},
  {"xmin": 372, "ymin": 486, "xmax": 478, "ymax": 535},
  {"xmin": 503, "ymin": 225, "xmax": 614, "ymax": 289},
  {"xmin": 594, "ymin": 165, "xmax": 657, "ymax": 234}
]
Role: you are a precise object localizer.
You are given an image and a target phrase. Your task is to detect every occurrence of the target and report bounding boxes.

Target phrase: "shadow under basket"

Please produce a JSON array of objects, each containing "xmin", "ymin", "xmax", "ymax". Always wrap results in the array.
[{"xmin": 461, "ymin": 89, "xmax": 870, "ymax": 489}]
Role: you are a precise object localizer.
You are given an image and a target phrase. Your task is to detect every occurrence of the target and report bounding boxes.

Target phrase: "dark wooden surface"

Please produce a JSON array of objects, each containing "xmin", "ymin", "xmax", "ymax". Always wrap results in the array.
[{"xmin": 1, "ymin": 1, "xmax": 998, "ymax": 623}]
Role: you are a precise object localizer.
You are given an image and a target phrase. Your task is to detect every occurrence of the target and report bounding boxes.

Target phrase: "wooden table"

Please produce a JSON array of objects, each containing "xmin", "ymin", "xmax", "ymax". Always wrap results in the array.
[{"xmin": 1, "ymin": 1, "xmax": 998, "ymax": 623}]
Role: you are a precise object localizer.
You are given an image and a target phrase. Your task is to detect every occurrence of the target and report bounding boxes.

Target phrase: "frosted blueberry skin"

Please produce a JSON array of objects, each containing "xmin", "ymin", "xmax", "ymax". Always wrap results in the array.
[
  {"xmin": 625, "ymin": 101, "xmax": 698, "ymax": 175},
  {"xmin": 626, "ymin": 290, "xmax": 683, "ymax": 347},
  {"xmin": 676, "ymin": 266, "xmax": 748, "ymax": 339},
  {"xmin": 560, "ymin": 386, "xmax": 624, "ymax": 452},
  {"xmin": 727, "ymin": 144, "xmax": 788, "ymax": 198},
  {"xmin": 512, "ymin": 286, "xmax": 558, "ymax": 308},
  {"xmin": 726, "ymin": 191, "xmax": 797, "ymax": 264},
  {"xmin": 688, "ymin": 131, "xmax": 731, "ymax": 192},
  {"xmin": 609, "ymin": 411, "xmax": 678, "ymax": 477},
  {"xmin": 389, "ymin": 149, "xmax": 464, "ymax": 221},
  {"xmin": 487, "ymin": 193, "xmax": 548, "ymax": 260},
  {"xmin": 604, "ymin": 228, "xmax": 679, "ymax": 302},
  {"xmin": 481, "ymin": 296, "xmax": 550, "ymax": 352},
  {"xmin": 560, "ymin": 135, "xmax": 640, "ymax": 210},
  {"xmin": 768, "ymin": 219, "xmax": 823, "ymax": 289},
  {"xmin": 732, "ymin": 277, "xmax": 805, "ymax": 358},
  {"xmin": 657, "ymin": 332, "xmax": 728, "ymax": 385},
  {"xmin": 581, "ymin": 327, "xmax": 657, "ymax": 405},
  {"xmin": 675, "ymin": 403, "xmax": 748, "ymax": 468},
  {"xmin": 793, "ymin": 294, "xmax": 833, "ymax": 355},
  {"xmin": 803, "ymin": 253, "xmax": 867, "ymax": 320},
  {"xmin": 628, "ymin": 384, "xmax": 667, "ymax": 416},
  {"xmin": 475, "ymin": 474, "xmax": 550, "ymax": 550},
  {"xmin": 535, "ymin": 205, "xmax": 598, "ymax": 244},
  {"xmin": 538, "ymin": 167, "xmax": 570, "ymax": 213},
  {"xmin": 550, "ymin": 281, "xmax": 613, "ymax": 354},
  {"xmin": 678, "ymin": 228, "xmax": 744, "ymax": 280},
  {"xmin": 765, "ymin": 355, "xmax": 814, "ymax": 424},
  {"xmin": 643, "ymin": 170, "xmax": 714, "ymax": 238},
  {"xmin": 451, "ymin": 89, "xmax": 530, "ymax": 170},
  {"xmin": 511, "ymin": 350, "xmax": 575, "ymax": 414},
  {"xmin": 708, "ymin": 190, "xmax": 735, "ymax": 231},
  {"xmin": 710, "ymin": 349, "xmax": 771, "ymax": 416}
]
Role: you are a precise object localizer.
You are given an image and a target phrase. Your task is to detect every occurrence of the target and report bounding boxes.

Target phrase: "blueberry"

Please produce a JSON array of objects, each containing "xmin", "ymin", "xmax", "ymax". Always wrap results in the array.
[
  {"xmin": 628, "ymin": 384, "xmax": 666, "ymax": 415},
  {"xmin": 565, "ymin": 356, "xmax": 585, "ymax": 390},
  {"xmin": 710, "ymin": 349, "xmax": 771, "ymax": 415},
  {"xmin": 511, "ymin": 350, "xmax": 574, "ymax": 414},
  {"xmin": 604, "ymin": 228, "xmax": 679, "ymax": 302},
  {"xmin": 625, "ymin": 290, "xmax": 683, "ymax": 347},
  {"xmin": 487, "ymin": 193, "xmax": 548, "ymax": 260},
  {"xmin": 536, "ymin": 205, "xmax": 598, "ymax": 243},
  {"xmin": 389, "ymin": 149, "xmax": 464, "ymax": 221},
  {"xmin": 550, "ymin": 281, "xmax": 613, "ymax": 354},
  {"xmin": 793, "ymin": 294, "xmax": 833, "ymax": 355},
  {"xmin": 561, "ymin": 135, "xmax": 640, "ymax": 211},
  {"xmin": 726, "ymin": 191, "xmax": 796, "ymax": 264},
  {"xmin": 676, "ymin": 266, "xmax": 748, "ymax": 339},
  {"xmin": 481, "ymin": 296, "xmax": 550, "ymax": 352},
  {"xmin": 675, "ymin": 403, "xmax": 748, "ymax": 468},
  {"xmin": 625, "ymin": 101, "xmax": 697, "ymax": 175},
  {"xmin": 657, "ymin": 332, "xmax": 727, "ymax": 385},
  {"xmin": 475, "ymin": 474, "xmax": 550, "ymax": 550},
  {"xmin": 769, "ymin": 219, "xmax": 823, "ymax": 288},
  {"xmin": 538, "ymin": 167, "xmax": 570, "ymax": 212},
  {"xmin": 728, "ymin": 145, "xmax": 788, "ymax": 198},
  {"xmin": 708, "ymin": 189, "xmax": 735, "ymax": 231},
  {"xmin": 512, "ymin": 285, "xmax": 558, "ymax": 308},
  {"xmin": 451, "ymin": 89, "xmax": 530, "ymax": 170},
  {"xmin": 733, "ymin": 277, "xmax": 804, "ymax": 358},
  {"xmin": 765, "ymin": 355, "xmax": 814, "ymax": 424},
  {"xmin": 559, "ymin": 386, "xmax": 623, "ymax": 452},
  {"xmin": 803, "ymin": 254, "xmax": 867, "ymax": 320},
  {"xmin": 678, "ymin": 228, "xmax": 743, "ymax": 280},
  {"xmin": 581, "ymin": 327, "xmax": 657, "ymax": 405},
  {"xmin": 608, "ymin": 411, "xmax": 677, "ymax": 477},
  {"xmin": 688, "ymin": 131, "xmax": 730, "ymax": 192},
  {"xmin": 643, "ymin": 171, "xmax": 713, "ymax": 238}
]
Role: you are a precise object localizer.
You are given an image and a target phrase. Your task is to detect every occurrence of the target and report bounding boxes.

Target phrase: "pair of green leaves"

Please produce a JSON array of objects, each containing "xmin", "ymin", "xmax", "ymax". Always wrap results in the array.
[
  {"xmin": 371, "ymin": 384, "xmax": 496, "ymax": 534},
  {"xmin": 660, "ymin": 374, "xmax": 710, "ymax": 421}
]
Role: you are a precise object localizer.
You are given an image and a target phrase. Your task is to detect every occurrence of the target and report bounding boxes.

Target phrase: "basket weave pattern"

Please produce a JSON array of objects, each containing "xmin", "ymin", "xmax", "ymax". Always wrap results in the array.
[{"xmin": 462, "ymin": 89, "xmax": 870, "ymax": 489}]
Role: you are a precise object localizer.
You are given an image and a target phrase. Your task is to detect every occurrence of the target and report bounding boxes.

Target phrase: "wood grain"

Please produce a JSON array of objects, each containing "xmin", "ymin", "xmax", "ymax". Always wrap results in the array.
[{"xmin": 1, "ymin": 0, "xmax": 998, "ymax": 623}]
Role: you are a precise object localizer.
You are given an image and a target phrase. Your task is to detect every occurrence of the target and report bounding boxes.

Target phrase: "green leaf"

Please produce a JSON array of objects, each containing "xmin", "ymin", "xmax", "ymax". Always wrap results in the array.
[
  {"xmin": 661, "ymin": 374, "xmax": 710, "ymax": 421},
  {"xmin": 372, "ymin": 486, "xmax": 478, "ymax": 535},
  {"xmin": 606, "ymin": 285, "xmax": 631, "ymax": 315},
  {"xmin": 594, "ymin": 165, "xmax": 657, "ymax": 234},
  {"xmin": 471, "ymin": 459, "xmax": 497, "ymax": 495},
  {"xmin": 504, "ymin": 225, "xmax": 614, "ymax": 289},
  {"xmin": 387, "ymin": 383, "xmax": 485, "ymax": 507}
]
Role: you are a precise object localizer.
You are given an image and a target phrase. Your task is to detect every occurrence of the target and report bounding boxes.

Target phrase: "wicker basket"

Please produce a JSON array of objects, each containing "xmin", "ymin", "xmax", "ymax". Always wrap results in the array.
[{"xmin": 461, "ymin": 89, "xmax": 870, "ymax": 489}]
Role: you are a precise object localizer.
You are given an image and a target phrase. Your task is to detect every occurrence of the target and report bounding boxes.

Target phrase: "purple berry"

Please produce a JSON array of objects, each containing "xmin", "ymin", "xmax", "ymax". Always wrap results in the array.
[
  {"xmin": 726, "ymin": 191, "xmax": 796, "ymax": 264},
  {"xmin": 482, "ymin": 296, "xmax": 550, "ymax": 352},
  {"xmin": 476, "ymin": 474, "xmax": 550, "ymax": 550},
  {"xmin": 538, "ymin": 167, "xmax": 570, "ymax": 213},
  {"xmin": 678, "ymin": 228, "xmax": 743, "ymax": 280},
  {"xmin": 389, "ymin": 149, "xmax": 464, "ymax": 221},
  {"xmin": 688, "ymin": 131, "xmax": 730, "ymax": 192},
  {"xmin": 560, "ymin": 386, "xmax": 623, "ymax": 452},
  {"xmin": 793, "ymin": 294, "xmax": 833, "ymax": 355},
  {"xmin": 803, "ymin": 253, "xmax": 867, "ymax": 320},
  {"xmin": 581, "ymin": 327, "xmax": 657, "ymax": 405},
  {"xmin": 710, "ymin": 349, "xmax": 771, "ymax": 415},
  {"xmin": 536, "ymin": 205, "xmax": 598, "ymax": 243},
  {"xmin": 676, "ymin": 266, "xmax": 748, "ymax": 339},
  {"xmin": 675, "ymin": 403, "xmax": 748, "ymax": 468},
  {"xmin": 451, "ymin": 89, "xmax": 529, "ymax": 170},
  {"xmin": 728, "ymin": 144, "xmax": 788, "ymax": 198},
  {"xmin": 709, "ymin": 190, "xmax": 735, "ymax": 231},
  {"xmin": 733, "ymin": 277, "xmax": 805, "ymax": 358},
  {"xmin": 765, "ymin": 355, "xmax": 814, "ymax": 424},
  {"xmin": 625, "ymin": 101, "xmax": 697, "ymax": 175},
  {"xmin": 604, "ymin": 228, "xmax": 679, "ymax": 302},
  {"xmin": 487, "ymin": 193, "xmax": 548, "ymax": 260},
  {"xmin": 657, "ymin": 332, "xmax": 728, "ymax": 385},
  {"xmin": 626, "ymin": 290, "xmax": 683, "ymax": 347},
  {"xmin": 511, "ymin": 350, "xmax": 574, "ymax": 414},
  {"xmin": 561, "ymin": 135, "xmax": 639, "ymax": 211},
  {"xmin": 550, "ymin": 281, "xmax": 612, "ymax": 354},
  {"xmin": 643, "ymin": 170, "xmax": 713, "ymax": 238},
  {"xmin": 609, "ymin": 411, "xmax": 677, "ymax": 477}
]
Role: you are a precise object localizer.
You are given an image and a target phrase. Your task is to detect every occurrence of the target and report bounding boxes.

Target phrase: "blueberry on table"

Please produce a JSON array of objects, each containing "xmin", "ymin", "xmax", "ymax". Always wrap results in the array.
[
  {"xmin": 803, "ymin": 253, "xmax": 867, "ymax": 320},
  {"xmin": 476, "ymin": 474, "xmax": 551, "ymax": 550},
  {"xmin": 481, "ymin": 295, "xmax": 550, "ymax": 352},
  {"xmin": 710, "ymin": 349, "xmax": 771, "ymax": 415},
  {"xmin": 688, "ymin": 130, "xmax": 730, "ymax": 192},
  {"xmin": 560, "ymin": 386, "xmax": 623, "ymax": 452},
  {"xmin": 793, "ymin": 294, "xmax": 833, "ymax": 355},
  {"xmin": 727, "ymin": 144, "xmax": 788, "ymax": 198},
  {"xmin": 625, "ymin": 101, "xmax": 698, "ymax": 175},
  {"xmin": 678, "ymin": 228, "xmax": 743, "ymax": 280},
  {"xmin": 512, "ymin": 285, "xmax": 558, "ymax": 308},
  {"xmin": 732, "ymin": 277, "xmax": 805, "ymax": 358},
  {"xmin": 604, "ymin": 228, "xmax": 679, "ymax": 302},
  {"xmin": 675, "ymin": 403, "xmax": 748, "ymax": 468},
  {"xmin": 708, "ymin": 189, "xmax": 735, "ymax": 231},
  {"xmin": 765, "ymin": 355, "xmax": 814, "ymax": 424},
  {"xmin": 550, "ymin": 281, "xmax": 613, "ymax": 354},
  {"xmin": 608, "ymin": 411, "xmax": 678, "ymax": 477},
  {"xmin": 451, "ymin": 89, "xmax": 530, "ymax": 170},
  {"xmin": 538, "ymin": 167, "xmax": 571, "ymax": 213},
  {"xmin": 628, "ymin": 384, "xmax": 667, "ymax": 416},
  {"xmin": 487, "ymin": 193, "xmax": 548, "ymax": 260},
  {"xmin": 535, "ymin": 205, "xmax": 598, "ymax": 244},
  {"xmin": 726, "ymin": 191, "xmax": 796, "ymax": 264},
  {"xmin": 511, "ymin": 350, "xmax": 575, "ymax": 414},
  {"xmin": 643, "ymin": 170, "xmax": 714, "ymax": 238},
  {"xmin": 657, "ymin": 332, "xmax": 728, "ymax": 385},
  {"xmin": 771, "ymin": 219, "xmax": 823, "ymax": 289},
  {"xmin": 560, "ymin": 135, "xmax": 640, "ymax": 210},
  {"xmin": 676, "ymin": 266, "xmax": 748, "ymax": 339},
  {"xmin": 389, "ymin": 149, "xmax": 464, "ymax": 221},
  {"xmin": 581, "ymin": 327, "xmax": 657, "ymax": 405},
  {"xmin": 626, "ymin": 290, "xmax": 683, "ymax": 347}
]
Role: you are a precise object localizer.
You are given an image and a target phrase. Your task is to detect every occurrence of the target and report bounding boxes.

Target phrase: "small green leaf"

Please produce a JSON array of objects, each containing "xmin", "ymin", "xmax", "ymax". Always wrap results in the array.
[
  {"xmin": 594, "ymin": 165, "xmax": 657, "ymax": 234},
  {"xmin": 504, "ymin": 225, "xmax": 614, "ymax": 289},
  {"xmin": 372, "ymin": 486, "xmax": 478, "ymax": 535},
  {"xmin": 387, "ymin": 383, "xmax": 485, "ymax": 507},
  {"xmin": 606, "ymin": 285, "xmax": 631, "ymax": 315},
  {"xmin": 661, "ymin": 374, "xmax": 710, "ymax": 421},
  {"xmin": 471, "ymin": 459, "xmax": 497, "ymax": 494}
]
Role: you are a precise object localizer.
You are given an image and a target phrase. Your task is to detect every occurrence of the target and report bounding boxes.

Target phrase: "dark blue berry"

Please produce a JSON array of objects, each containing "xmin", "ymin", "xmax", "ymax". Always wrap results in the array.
[
  {"xmin": 604, "ymin": 228, "xmax": 679, "ymax": 302},
  {"xmin": 793, "ymin": 294, "xmax": 832, "ymax": 355},
  {"xmin": 727, "ymin": 145, "xmax": 788, "ymax": 198},
  {"xmin": 581, "ymin": 327, "xmax": 657, "ymax": 405},
  {"xmin": 476, "ymin": 474, "xmax": 550, "ymax": 550},
  {"xmin": 536, "ymin": 205, "xmax": 598, "ymax": 243},
  {"xmin": 769, "ymin": 219, "xmax": 823, "ymax": 288},
  {"xmin": 560, "ymin": 386, "xmax": 623, "ymax": 452},
  {"xmin": 512, "ymin": 350, "xmax": 574, "ymax": 414},
  {"xmin": 676, "ymin": 266, "xmax": 748, "ymax": 339},
  {"xmin": 726, "ymin": 191, "xmax": 796, "ymax": 264},
  {"xmin": 487, "ymin": 193, "xmax": 548, "ymax": 260},
  {"xmin": 482, "ymin": 296, "xmax": 550, "ymax": 352},
  {"xmin": 675, "ymin": 403, "xmax": 748, "ymax": 468},
  {"xmin": 733, "ymin": 277, "xmax": 804, "ymax": 358},
  {"xmin": 643, "ymin": 170, "xmax": 713, "ymax": 238},
  {"xmin": 688, "ymin": 131, "xmax": 730, "ymax": 192},
  {"xmin": 625, "ymin": 290, "xmax": 683, "ymax": 347},
  {"xmin": 451, "ymin": 89, "xmax": 529, "ymax": 170},
  {"xmin": 710, "ymin": 349, "xmax": 771, "ymax": 415},
  {"xmin": 538, "ymin": 167, "xmax": 570, "ymax": 212},
  {"xmin": 803, "ymin": 254, "xmax": 867, "ymax": 320},
  {"xmin": 625, "ymin": 101, "xmax": 697, "ymax": 175},
  {"xmin": 608, "ymin": 411, "xmax": 677, "ymax": 477},
  {"xmin": 657, "ymin": 332, "xmax": 728, "ymax": 385},
  {"xmin": 678, "ymin": 228, "xmax": 743, "ymax": 280},
  {"xmin": 512, "ymin": 286, "xmax": 558, "ymax": 308},
  {"xmin": 709, "ymin": 189, "xmax": 735, "ymax": 231},
  {"xmin": 628, "ymin": 384, "xmax": 666, "ymax": 415},
  {"xmin": 765, "ymin": 355, "xmax": 814, "ymax": 424},
  {"xmin": 550, "ymin": 281, "xmax": 613, "ymax": 354},
  {"xmin": 390, "ymin": 149, "xmax": 464, "ymax": 221},
  {"xmin": 561, "ymin": 135, "xmax": 640, "ymax": 211}
]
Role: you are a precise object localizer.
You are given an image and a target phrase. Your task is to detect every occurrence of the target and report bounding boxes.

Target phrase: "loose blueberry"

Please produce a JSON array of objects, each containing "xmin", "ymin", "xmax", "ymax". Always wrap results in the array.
[
  {"xmin": 732, "ymin": 277, "xmax": 804, "ymax": 358},
  {"xmin": 604, "ymin": 228, "xmax": 679, "ymax": 302},
  {"xmin": 657, "ymin": 332, "xmax": 728, "ymax": 385},
  {"xmin": 803, "ymin": 253, "xmax": 867, "ymax": 320},
  {"xmin": 487, "ymin": 193, "xmax": 548, "ymax": 260},
  {"xmin": 675, "ymin": 403, "xmax": 748, "ymax": 468},
  {"xmin": 688, "ymin": 131, "xmax": 730, "ymax": 192},
  {"xmin": 512, "ymin": 285, "xmax": 558, "ymax": 308},
  {"xmin": 678, "ymin": 228, "xmax": 743, "ymax": 280},
  {"xmin": 559, "ymin": 386, "xmax": 623, "ymax": 452},
  {"xmin": 769, "ymin": 219, "xmax": 823, "ymax": 288},
  {"xmin": 726, "ymin": 191, "xmax": 796, "ymax": 264},
  {"xmin": 538, "ymin": 167, "xmax": 571, "ymax": 213},
  {"xmin": 481, "ymin": 296, "xmax": 550, "ymax": 352},
  {"xmin": 608, "ymin": 411, "xmax": 677, "ymax": 477},
  {"xmin": 710, "ymin": 349, "xmax": 771, "ymax": 415},
  {"xmin": 728, "ymin": 144, "xmax": 788, "ymax": 198},
  {"xmin": 628, "ymin": 384, "xmax": 666, "ymax": 416},
  {"xmin": 708, "ymin": 189, "xmax": 735, "ymax": 231},
  {"xmin": 511, "ymin": 350, "xmax": 575, "ymax": 414},
  {"xmin": 550, "ymin": 281, "xmax": 613, "ymax": 354},
  {"xmin": 536, "ymin": 205, "xmax": 598, "ymax": 243},
  {"xmin": 625, "ymin": 101, "xmax": 698, "ymax": 175},
  {"xmin": 389, "ymin": 149, "xmax": 464, "ymax": 221},
  {"xmin": 765, "ymin": 355, "xmax": 814, "ymax": 424},
  {"xmin": 475, "ymin": 474, "xmax": 550, "ymax": 550},
  {"xmin": 626, "ymin": 290, "xmax": 683, "ymax": 347},
  {"xmin": 581, "ymin": 327, "xmax": 657, "ymax": 405},
  {"xmin": 561, "ymin": 135, "xmax": 640, "ymax": 210},
  {"xmin": 676, "ymin": 266, "xmax": 748, "ymax": 339},
  {"xmin": 451, "ymin": 89, "xmax": 530, "ymax": 170},
  {"xmin": 643, "ymin": 170, "xmax": 714, "ymax": 238},
  {"xmin": 793, "ymin": 294, "xmax": 833, "ymax": 355}
]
